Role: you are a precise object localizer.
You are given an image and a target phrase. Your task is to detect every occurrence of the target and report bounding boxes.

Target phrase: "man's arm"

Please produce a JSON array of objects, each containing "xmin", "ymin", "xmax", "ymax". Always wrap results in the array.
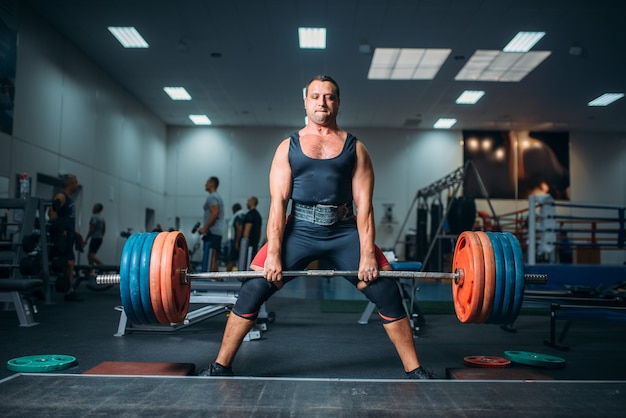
[
  {"xmin": 264, "ymin": 138, "xmax": 292, "ymax": 282},
  {"xmin": 352, "ymin": 140, "xmax": 378, "ymax": 283},
  {"xmin": 85, "ymin": 219, "xmax": 96, "ymax": 242},
  {"xmin": 199, "ymin": 202, "xmax": 219, "ymax": 234},
  {"xmin": 48, "ymin": 192, "xmax": 66, "ymax": 220},
  {"xmin": 234, "ymin": 220, "xmax": 243, "ymax": 250},
  {"xmin": 243, "ymin": 222, "xmax": 252, "ymax": 239}
]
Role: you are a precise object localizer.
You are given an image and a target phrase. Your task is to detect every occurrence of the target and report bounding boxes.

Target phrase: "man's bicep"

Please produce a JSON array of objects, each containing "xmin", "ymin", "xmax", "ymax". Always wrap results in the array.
[
  {"xmin": 269, "ymin": 140, "xmax": 292, "ymax": 202},
  {"xmin": 352, "ymin": 142, "xmax": 375, "ymax": 208}
]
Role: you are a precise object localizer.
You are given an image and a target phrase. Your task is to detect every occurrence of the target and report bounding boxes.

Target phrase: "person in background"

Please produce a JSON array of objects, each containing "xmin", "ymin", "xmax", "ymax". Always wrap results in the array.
[
  {"xmin": 226, "ymin": 203, "xmax": 247, "ymax": 271},
  {"xmin": 84, "ymin": 203, "xmax": 105, "ymax": 265},
  {"xmin": 48, "ymin": 173, "xmax": 81, "ymax": 301},
  {"xmin": 198, "ymin": 176, "xmax": 224, "ymax": 272},
  {"xmin": 241, "ymin": 196, "xmax": 262, "ymax": 260}
]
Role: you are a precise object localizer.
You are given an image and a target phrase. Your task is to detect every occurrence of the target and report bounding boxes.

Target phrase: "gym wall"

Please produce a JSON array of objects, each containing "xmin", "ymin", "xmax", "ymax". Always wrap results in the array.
[{"xmin": 1, "ymin": 4, "xmax": 625, "ymax": 266}]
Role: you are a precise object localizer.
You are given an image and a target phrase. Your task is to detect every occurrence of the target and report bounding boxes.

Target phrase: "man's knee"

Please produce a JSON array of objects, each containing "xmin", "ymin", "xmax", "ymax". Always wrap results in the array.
[
  {"xmin": 232, "ymin": 277, "xmax": 277, "ymax": 320},
  {"xmin": 362, "ymin": 278, "xmax": 406, "ymax": 322}
]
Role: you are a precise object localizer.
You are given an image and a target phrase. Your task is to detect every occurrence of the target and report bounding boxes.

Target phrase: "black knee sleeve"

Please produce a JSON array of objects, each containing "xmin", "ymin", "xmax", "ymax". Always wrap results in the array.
[
  {"xmin": 231, "ymin": 277, "xmax": 277, "ymax": 320},
  {"xmin": 362, "ymin": 278, "xmax": 407, "ymax": 323}
]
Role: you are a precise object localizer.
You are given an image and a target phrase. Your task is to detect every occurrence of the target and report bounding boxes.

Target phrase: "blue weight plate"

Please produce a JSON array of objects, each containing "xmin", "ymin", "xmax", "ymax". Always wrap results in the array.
[
  {"xmin": 504, "ymin": 351, "xmax": 565, "ymax": 369},
  {"xmin": 503, "ymin": 232, "xmax": 525, "ymax": 324},
  {"xmin": 497, "ymin": 233, "xmax": 515, "ymax": 324},
  {"xmin": 129, "ymin": 233, "xmax": 149, "ymax": 324},
  {"xmin": 486, "ymin": 232, "xmax": 504, "ymax": 324},
  {"xmin": 120, "ymin": 234, "xmax": 140, "ymax": 324},
  {"xmin": 139, "ymin": 232, "xmax": 159, "ymax": 324},
  {"xmin": 6, "ymin": 354, "xmax": 78, "ymax": 373}
]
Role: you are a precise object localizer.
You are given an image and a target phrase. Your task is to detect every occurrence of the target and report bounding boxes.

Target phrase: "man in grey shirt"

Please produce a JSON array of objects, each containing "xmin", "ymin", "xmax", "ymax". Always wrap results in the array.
[{"xmin": 198, "ymin": 176, "xmax": 224, "ymax": 272}]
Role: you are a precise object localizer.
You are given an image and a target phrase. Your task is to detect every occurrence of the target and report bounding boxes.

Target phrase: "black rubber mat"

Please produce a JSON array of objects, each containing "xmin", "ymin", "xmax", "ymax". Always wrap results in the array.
[{"xmin": 0, "ymin": 374, "xmax": 624, "ymax": 417}]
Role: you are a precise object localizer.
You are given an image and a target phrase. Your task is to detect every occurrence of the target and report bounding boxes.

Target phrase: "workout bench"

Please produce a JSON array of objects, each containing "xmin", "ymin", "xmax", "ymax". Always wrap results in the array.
[{"xmin": 544, "ymin": 300, "xmax": 626, "ymax": 351}]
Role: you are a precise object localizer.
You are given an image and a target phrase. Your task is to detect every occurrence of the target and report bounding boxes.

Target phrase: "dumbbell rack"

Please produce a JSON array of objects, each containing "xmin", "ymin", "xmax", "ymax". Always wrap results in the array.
[{"xmin": 0, "ymin": 197, "xmax": 52, "ymax": 326}]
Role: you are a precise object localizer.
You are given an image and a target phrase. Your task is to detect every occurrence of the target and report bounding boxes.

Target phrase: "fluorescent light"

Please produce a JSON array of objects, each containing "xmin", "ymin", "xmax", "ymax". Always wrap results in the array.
[
  {"xmin": 298, "ymin": 27, "xmax": 326, "ymax": 49},
  {"xmin": 163, "ymin": 87, "xmax": 192, "ymax": 100},
  {"xmin": 189, "ymin": 115, "xmax": 212, "ymax": 125},
  {"xmin": 587, "ymin": 93, "xmax": 624, "ymax": 107},
  {"xmin": 503, "ymin": 31, "xmax": 545, "ymax": 52},
  {"xmin": 455, "ymin": 50, "xmax": 550, "ymax": 82},
  {"xmin": 368, "ymin": 48, "xmax": 451, "ymax": 80},
  {"xmin": 456, "ymin": 90, "xmax": 485, "ymax": 104},
  {"xmin": 108, "ymin": 26, "xmax": 149, "ymax": 48},
  {"xmin": 433, "ymin": 118, "xmax": 457, "ymax": 129}
]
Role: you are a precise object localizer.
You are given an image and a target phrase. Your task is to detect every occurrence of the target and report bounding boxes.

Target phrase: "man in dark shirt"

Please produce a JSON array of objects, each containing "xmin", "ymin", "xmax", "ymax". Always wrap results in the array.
[
  {"xmin": 242, "ymin": 196, "xmax": 262, "ymax": 258},
  {"xmin": 202, "ymin": 75, "xmax": 432, "ymax": 379},
  {"xmin": 48, "ymin": 173, "xmax": 81, "ymax": 301}
]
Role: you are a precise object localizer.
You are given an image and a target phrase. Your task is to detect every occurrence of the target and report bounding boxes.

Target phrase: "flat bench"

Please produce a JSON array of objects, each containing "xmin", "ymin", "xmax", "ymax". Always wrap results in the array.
[
  {"xmin": 0, "ymin": 278, "xmax": 44, "ymax": 327},
  {"xmin": 544, "ymin": 301, "xmax": 626, "ymax": 351},
  {"xmin": 524, "ymin": 290, "xmax": 626, "ymax": 350}
]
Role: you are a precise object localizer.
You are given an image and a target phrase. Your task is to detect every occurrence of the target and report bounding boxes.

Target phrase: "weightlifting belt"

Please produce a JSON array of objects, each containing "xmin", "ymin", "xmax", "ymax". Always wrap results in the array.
[{"xmin": 292, "ymin": 202, "xmax": 353, "ymax": 226}]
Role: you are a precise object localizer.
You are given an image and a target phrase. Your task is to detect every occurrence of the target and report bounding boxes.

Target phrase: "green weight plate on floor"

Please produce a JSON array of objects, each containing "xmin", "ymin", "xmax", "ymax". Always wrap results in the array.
[
  {"xmin": 139, "ymin": 232, "xmax": 159, "ymax": 324},
  {"xmin": 503, "ymin": 232, "xmax": 525, "ymax": 325},
  {"xmin": 6, "ymin": 354, "xmax": 77, "ymax": 373},
  {"xmin": 129, "ymin": 233, "xmax": 149, "ymax": 324},
  {"xmin": 486, "ymin": 232, "xmax": 505, "ymax": 324},
  {"xmin": 496, "ymin": 234, "xmax": 515, "ymax": 324},
  {"xmin": 120, "ymin": 233, "xmax": 140, "ymax": 324},
  {"xmin": 504, "ymin": 351, "xmax": 566, "ymax": 369}
]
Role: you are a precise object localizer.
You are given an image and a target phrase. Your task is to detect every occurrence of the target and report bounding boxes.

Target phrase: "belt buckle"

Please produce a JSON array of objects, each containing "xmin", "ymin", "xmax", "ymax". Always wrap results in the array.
[{"xmin": 314, "ymin": 204, "xmax": 337, "ymax": 226}]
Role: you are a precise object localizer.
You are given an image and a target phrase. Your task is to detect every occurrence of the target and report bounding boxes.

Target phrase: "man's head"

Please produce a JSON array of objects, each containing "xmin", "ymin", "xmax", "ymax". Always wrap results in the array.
[
  {"xmin": 305, "ymin": 75, "xmax": 340, "ymax": 99},
  {"xmin": 304, "ymin": 75, "xmax": 340, "ymax": 126},
  {"xmin": 232, "ymin": 203, "xmax": 242, "ymax": 213},
  {"xmin": 205, "ymin": 176, "xmax": 219, "ymax": 192},
  {"xmin": 93, "ymin": 203, "xmax": 103, "ymax": 213},
  {"xmin": 246, "ymin": 196, "xmax": 258, "ymax": 210},
  {"xmin": 62, "ymin": 174, "xmax": 79, "ymax": 193}
]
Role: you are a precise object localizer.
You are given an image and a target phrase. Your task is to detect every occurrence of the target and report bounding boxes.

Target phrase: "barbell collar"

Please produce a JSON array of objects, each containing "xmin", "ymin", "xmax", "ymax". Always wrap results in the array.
[{"xmin": 97, "ymin": 270, "xmax": 547, "ymax": 285}]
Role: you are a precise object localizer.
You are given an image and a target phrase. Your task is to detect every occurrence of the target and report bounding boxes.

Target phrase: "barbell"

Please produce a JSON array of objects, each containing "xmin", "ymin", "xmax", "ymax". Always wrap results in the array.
[{"xmin": 97, "ymin": 230, "xmax": 546, "ymax": 326}]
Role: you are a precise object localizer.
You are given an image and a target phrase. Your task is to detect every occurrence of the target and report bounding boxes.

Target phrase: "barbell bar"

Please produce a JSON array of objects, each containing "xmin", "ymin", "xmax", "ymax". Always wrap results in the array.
[
  {"xmin": 97, "ymin": 267, "xmax": 547, "ymax": 285},
  {"xmin": 97, "ymin": 230, "xmax": 547, "ymax": 326}
]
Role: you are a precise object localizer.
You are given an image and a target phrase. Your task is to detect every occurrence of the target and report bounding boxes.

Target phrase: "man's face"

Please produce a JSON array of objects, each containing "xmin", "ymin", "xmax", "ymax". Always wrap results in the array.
[
  {"xmin": 304, "ymin": 80, "xmax": 340, "ymax": 125},
  {"xmin": 69, "ymin": 177, "xmax": 79, "ymax": 193}
]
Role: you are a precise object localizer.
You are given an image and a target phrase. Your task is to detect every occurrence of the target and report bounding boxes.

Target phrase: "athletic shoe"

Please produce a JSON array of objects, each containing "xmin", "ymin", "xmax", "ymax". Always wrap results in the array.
[
  {"xmin": 64, "ymin": 291, "xmax": 82, "ymax": 302},
  {"xmin": 405, "ymin": 366, "xmax": 435, "ymax": 379},
  {"xmin": 198, "ymin": 362, "xmax": 233, "ymax": 376}
]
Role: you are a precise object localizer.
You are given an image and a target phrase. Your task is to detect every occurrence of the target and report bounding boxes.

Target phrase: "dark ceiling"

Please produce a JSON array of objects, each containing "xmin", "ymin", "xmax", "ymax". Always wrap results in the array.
[{"xmin": 24, "ymin": 0, "xmax": 626, "ymax": 132}]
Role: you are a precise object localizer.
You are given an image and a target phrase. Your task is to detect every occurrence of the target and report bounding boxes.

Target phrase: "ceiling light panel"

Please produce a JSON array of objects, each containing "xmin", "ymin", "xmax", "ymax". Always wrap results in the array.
[
  {"xmin": 368, "ymin": 48, "xmax": 451, "ymax": 80},
  {"xmin": 433, "ymin": 118, "xmax": 457, "ymax": 129},
  {"xmin": 298, "ymin": 27, "xmax": 326, "ymax": 49},
  {"xmin": 163, "ymin": 87, "xmax": 192, "ymax": 100},
  {"xmin": 189, "ymin": 115, "xmax": 212, "ymax": 125},
  {"xmin": 455, "ymin": 50, "xmax": 550, "ymax": 82},
  {"xmin": 456, "ymin": 90, "xmax": 485, "ymax": 104},
  {"xmin": 108, "ymin": 26, "xmax": 149, "ymax": 48},
  {"xmin": 503, "ymin": 31, "xmax": 545, "ymax": 52},
  {"xmin": 588, "ymin": 93, "xmax": 624, "ymax": 106}
]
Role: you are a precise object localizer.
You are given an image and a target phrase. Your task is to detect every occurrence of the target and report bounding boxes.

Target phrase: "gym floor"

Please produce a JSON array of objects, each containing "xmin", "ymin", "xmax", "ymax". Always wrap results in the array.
[{"xmin": 1, "ymin": 279, "xmax": 625, "ymax": 416}]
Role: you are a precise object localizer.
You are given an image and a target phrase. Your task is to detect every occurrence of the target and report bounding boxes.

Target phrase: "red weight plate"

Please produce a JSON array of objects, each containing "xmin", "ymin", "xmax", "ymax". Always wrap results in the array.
[
  {"xmin": 160, "ymin": 232, "xmax": 191, "ymax": 324},
  {"xmin": 475, "ymin": 232, "xmax": 495, "ymax": 324},
  {"xmin": 452, "ymin": 231, "xmax": 485, "ymax": 323},
  {"xmin": 171, "ymin": 232, "xmax": 191, "ymax": 322},
  {"xmin": 149, "ymin": 232, "xmax": 170, "ymax": 324},
  {"xmin": 464, "ymin": 355, "xmax": 511, "ymax": 368}
]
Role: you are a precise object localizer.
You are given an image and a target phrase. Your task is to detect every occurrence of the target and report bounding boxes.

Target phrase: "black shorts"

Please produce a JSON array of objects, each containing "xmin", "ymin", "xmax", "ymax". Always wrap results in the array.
[
  {"xmin": 89, "ymin": 238, "xmax": 103, "ymax": 254},
  {"xmin": 232, "ymin": 217, "xmax": 406, "ymax": 321}
]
